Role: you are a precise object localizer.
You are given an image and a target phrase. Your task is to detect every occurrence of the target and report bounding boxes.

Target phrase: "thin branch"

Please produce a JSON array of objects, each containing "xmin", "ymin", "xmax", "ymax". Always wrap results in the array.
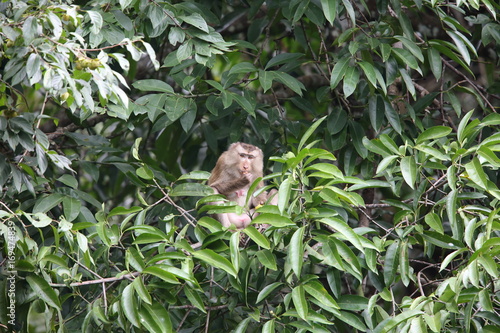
[
  {"xmin": 47, "ymin": 114, "xmax": 108, "ymax": 140},
  {"xmin": 49, "ymin": 272, "xmax": 140, "ymax": 287},
  {"xmin": 152, "ymin": 179, "xmax": 197, "ymax": 227}
]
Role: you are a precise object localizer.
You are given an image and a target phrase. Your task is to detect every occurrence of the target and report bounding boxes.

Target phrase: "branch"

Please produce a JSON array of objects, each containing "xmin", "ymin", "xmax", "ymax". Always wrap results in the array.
[
  {"xmin": 47, "ymin": 114, "xmax": 108, "ymax": 140},
  {"xmin": 49, "ymin": 272, "xmax": 140, "ymax": 287}
]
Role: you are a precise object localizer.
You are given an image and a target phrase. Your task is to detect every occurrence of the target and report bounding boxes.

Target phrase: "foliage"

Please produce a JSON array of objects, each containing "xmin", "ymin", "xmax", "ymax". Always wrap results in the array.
[{"xmin": 1, "ymin": 0, "xmax": 500, "ymax": 332}]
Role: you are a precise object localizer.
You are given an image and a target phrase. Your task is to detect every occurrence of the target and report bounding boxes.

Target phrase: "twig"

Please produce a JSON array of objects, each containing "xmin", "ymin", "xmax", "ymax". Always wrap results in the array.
[
  {"xmin": 49, "ymin": 272, "xmax": 140, "ymax": 287},
  {"xmin": 152, "ymin": 179, "xmax": 197, "ymax": 227}
]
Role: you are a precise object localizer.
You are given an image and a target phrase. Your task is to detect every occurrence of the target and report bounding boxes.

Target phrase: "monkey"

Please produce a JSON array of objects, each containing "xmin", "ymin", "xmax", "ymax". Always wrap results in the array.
[{"xmin": 207, "ymin": 142, "xmax": 275, "ymax": 229}]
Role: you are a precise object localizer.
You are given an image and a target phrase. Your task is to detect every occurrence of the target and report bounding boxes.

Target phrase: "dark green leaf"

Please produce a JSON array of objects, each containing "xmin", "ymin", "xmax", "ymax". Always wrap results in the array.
[
  {"xmin": 330, "ymin": 56, "xmax": 350, "ymax": 89},
  {"xmin": 26, "ymin": 275, "xmax": 61, "ymax": 310}
]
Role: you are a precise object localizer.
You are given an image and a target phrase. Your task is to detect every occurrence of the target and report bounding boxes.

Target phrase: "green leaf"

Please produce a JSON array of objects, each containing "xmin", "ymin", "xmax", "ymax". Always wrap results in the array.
[
  {"xmin": 399, "ymin": 242, "xmax": 410, "ymax": 286},
  {"xmin": 465, "ymin": 157, "xmax": 489, "ymax": 190},
  {"xmin": 422, "ymin": 231, "xmax": 463, "ymax": 249},
  {"xmin": 229, "ymin": 62, "xmax": 257, "ymax": 75},
  {"xmin": 120, "ymin": 284, "xmax": 141, "ymax": 327},
  {"xmin": 429, "ymin": 40, "xmax": 473, "ymax": 76},
  {"xmin": 298, "ymin": 115, "xmax": 327, "ymax": 151},
  {"xmin": 330, "ymin": 238, "xmax": 363, "ymax": 281},
  {"xmin": 180, "ymin": 108, "xmax": 197, "ymax": 132},
  {"xmin": 154, "ymin": 264, "xmax": 198, "ymax": 284},
  {"xmin": 33, "ymin": 193, "xmax": 64, "ymax": 213},
  {"xmin": 424, "ymin": 212, "xmax": 444, "ymax": 234},
  {"xmin": 132, "ymin": 80, "xmax": 174, "ymax": 93},
  {"xmin": 136, "ymin": 165, "xmax": 154, "ymax": 180},
  {"xmin": 233, "ymin": 318, "xmax": 252, "ymax": 333},
  {"xmin": 358, "ymin": 61, "xmax": 378, "ymax": 88},
  {"xmin": 320, "ymin": 217, "xmax": 364, "ymax": 253},
  {"xmin": 401, "ymin": 156, "xmax": 417, "ymax": 189},
  {"xmin": 243, "ymin": 226, "xmax": 270, "ymax": 249},
  {"xmin": 289, "ymin": 226, "xmax": 306, "ymax": 277},
  {"xmin": 447, "ymin": 30, "xmax": 474, "ymax": 65},
  {"xmin": 25, "ymin": 212, "xmax": 53, "ymax": 228},
  {"xmin": 170, "ymin": 183, "xmax": 214, "ymax": 197},
  {"xmin": 256, "ymin": 282, "xmax": 283, "ymax": 303},
  {"xmin": 392, "ymin": 48, "xmax": 420, "ymax": 72},
  {"xmin": 230, "ymin": 231, "xmax": 240, "ymax": 271},
  {"xmin": 184, "ymin": 285, "xmax": 206, "ymax": 313},
  {"xmin": 139, "ymin": 302, "xmax": 173, "ymax": 333},
  {"xmin": 193, "ymin": 249, "xmax": 238, "ymax": 277},
  {"xmin": 373, "ymin": 310, "xmax": 424, "ymax": 333},
  {"xmin": 108, "ymin": 206, "xmax": 142, "ymax": 217},
  {"xmin": 383, "ymin": 240, "xmax": 399, "ymax": 286},
  {"xmin": 446, "ymin": 190, "xmax": 461, "ymax": 239},
  {"xmin": 427, "ymin": 47, "xmax": 442, "ymax": 81},
  {"xmin": 416, "ymin": 126, "xmax": 452, "ymax": 144},
  {"xmin": 26, "ymin": 275, "xmax": 62, "ymax": 310},
  {"xmin": 328, "ymin": 108, "xmax": 348, "ymax": 134},
  {"xmin": 142, "ymin": 266, "xmax": 180, "ymax": 284},
  {"xmin": 231, "ymin": 92, "xmax": 255, "ymax": 116},
  {"xmin": 273, "ymin": 71, "xmax": 305, "ymax": 96},
  {"xmin": 291, "ymin": 285, "xmax": 308, "ymax": 321},
  {"xmin": 349, "ymin": 120, "xmax": 368, "ymax": 158},
  {"xmin": 440, "ymin": 248, "xmax": 467, "ymax": 272},
  {"xmin": 395, "ymin": 35, "xmax": 424, "ymax": 62},
  {"xmin": 321, "ymin": 0, "xmax": 338, "ymax": 25},
  {"xmin": 415, "ymin": 145, "xmax": 450, "ymax": 161},
  {"xmin": 304, "ymin": 279, "xmax": 339, "ymax": 309},
  {"xmin": 330, "ymin": 56, "xmax": 350, "ymax": 89},
  {"xmin": 399, "ymin": 68, "xmax": 416, "ymax": 99},
  {"xmin": 259, "ymin": 70, "xmax": 273, "ymax": 92},
  {"xmin": 341, "ymin": 0, "xmax": 356, "ymax": 26},
  {"xmin": 262, "ymin": 319, "xmax": 276, "ymax": 333},
  {"xmin": 306, "ymin": 162, "xmax": 343, "ymax": 179},
  {"xmin": 252, "ymin": 213, "xmax": 295, "ymax": 227},
  {"xmin": 255, "ymin": 250, "xmax": 278, "ymax": 270},
  {"xmin": 363, "ymin": 137, "xmax": 392, "ymax": 157},
  {"xmin": 478, "ymin": 254, "xmax": 498, "ymax": 278},
  {"xmin": 376, "ymin": 155, "xmax": 398, "ymax": 174},
  {"xmin": 265, "ymin": 53, "xmax": 304, "ymax": 70},
  {"xmin": 87, "ymin": 11, "xmax": 103, "ymax": 34},
  {"xmin": 132, "ymin": 277, "xmax": 152, "ymax": 305},
  {"xmin": 179, "ymin": 12, "xmax": 209, "ymax": 33},
  {"xmin": 333, "ymin": 310, "xmax": 368, "ymax": 331},
  {"xmin": 383, "ymin": 99, "xmax": 402, "ymax": 133},
  {"xmin": 177, "ymin": 41, "xmax": 193, "ymax": 63},
  {"xmin": 343, "ymin": 66, "xmax": 359, "ymax": 98}
]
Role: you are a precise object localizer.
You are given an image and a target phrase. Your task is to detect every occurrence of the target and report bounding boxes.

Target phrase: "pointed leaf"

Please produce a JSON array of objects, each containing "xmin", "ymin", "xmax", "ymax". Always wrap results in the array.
[
  {"xmin": 291, "ymin": 285, "xmax": 308, "ymax": 320},
  {"xmin": 193, "ymin": 249, "xmax": 237, "ymax": 277},
  {"xmin": 343, "ymin": 66, "xmax": 359, "ymax": 98},
  {"xmin": 289, "ymin": 227, "xmax": 306, "ymax": 277},
  {"xmin": 26, "ymin": 275, "xmax": 61, "ymax": 310},
  {"xmin": 416, "ymin": 126, "xmax": 452, "ymax": 144},
  {"xmin": 330, "ymin": 56, "xmax": 350, "ymax": 89},
  {"xmin": 321, "ymin": 0, "xmax": 338, "ymax": 25},
  {"xmin": 401, "ymin": 156, "xmax": 417, "ymax": 189},
  {"xmin": 243, "ymin": 226, "xmax": 270, "ymax": 249}
]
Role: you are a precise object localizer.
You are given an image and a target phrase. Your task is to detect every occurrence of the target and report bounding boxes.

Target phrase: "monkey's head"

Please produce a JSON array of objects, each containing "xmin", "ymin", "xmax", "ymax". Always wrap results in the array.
[{"xmin": 228, "ymin": 142, "xmax": 263, "ymax": 177}]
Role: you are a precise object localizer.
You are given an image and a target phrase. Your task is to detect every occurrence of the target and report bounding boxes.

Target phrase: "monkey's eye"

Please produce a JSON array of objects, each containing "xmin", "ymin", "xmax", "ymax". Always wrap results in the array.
[
  {"xmin": 239, "ymin": 153, "xmax": 245, "ymax": 158},
  {"xmin": 248, "ymin": 155, "xmax": 255, "ymax": 159}
]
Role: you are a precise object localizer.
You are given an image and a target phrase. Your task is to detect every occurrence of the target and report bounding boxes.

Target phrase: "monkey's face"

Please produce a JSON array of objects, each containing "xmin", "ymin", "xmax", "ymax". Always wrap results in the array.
[{"xmin": 239, "ymin": 152, "xmax": 256, "ymax": 175}]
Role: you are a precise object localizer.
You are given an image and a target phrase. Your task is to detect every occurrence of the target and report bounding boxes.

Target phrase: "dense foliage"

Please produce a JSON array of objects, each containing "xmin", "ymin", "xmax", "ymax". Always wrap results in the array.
[{"xmin": 1, "ymin": 0, "xmax": 500, "ymax": 332}]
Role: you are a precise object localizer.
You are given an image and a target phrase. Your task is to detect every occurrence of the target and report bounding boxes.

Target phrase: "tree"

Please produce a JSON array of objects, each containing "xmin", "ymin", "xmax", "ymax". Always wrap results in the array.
[{"xmin": 1, "ymin": 0, "xmax": 499, "ymax": 332}]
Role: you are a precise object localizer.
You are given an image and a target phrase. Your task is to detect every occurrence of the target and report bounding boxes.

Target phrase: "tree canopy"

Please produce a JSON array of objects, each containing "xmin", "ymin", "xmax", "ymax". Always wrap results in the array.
[{"xmin": 1, "ymin": 0, "xmax": 500, "ymax": 332}]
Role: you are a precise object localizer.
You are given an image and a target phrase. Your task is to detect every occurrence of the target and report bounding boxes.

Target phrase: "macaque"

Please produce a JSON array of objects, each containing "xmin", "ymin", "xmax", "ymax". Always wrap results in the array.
[{"xmin": 208, "ymin": 142, "xmax": 275, "ymax": 229}]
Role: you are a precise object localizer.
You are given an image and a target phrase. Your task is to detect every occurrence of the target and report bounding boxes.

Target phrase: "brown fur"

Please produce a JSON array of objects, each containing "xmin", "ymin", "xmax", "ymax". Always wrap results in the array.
[{"xmin": 208, "ymin": 142, "xmax": 268, "ymax": 228}]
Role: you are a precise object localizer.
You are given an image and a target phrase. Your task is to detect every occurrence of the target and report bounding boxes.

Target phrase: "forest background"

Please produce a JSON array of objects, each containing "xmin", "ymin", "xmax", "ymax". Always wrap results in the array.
[{"xmin": 1, "ymin": 0, "xmax": 500, "ymax": 332}]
